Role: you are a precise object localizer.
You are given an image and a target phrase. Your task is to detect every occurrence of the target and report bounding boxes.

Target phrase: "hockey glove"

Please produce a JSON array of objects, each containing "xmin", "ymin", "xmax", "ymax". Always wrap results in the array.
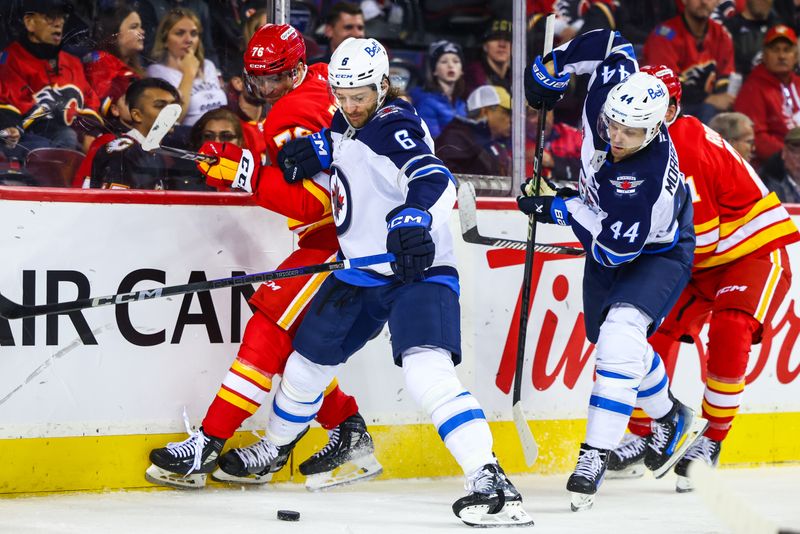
[
  {"xmin": 516, "ymin": 195, "xmax": 571, "ymax": 226},
  {"xmin": 524, "ymin": 55, "xmax": 570, "ymax": 110},
  {"xmin": 520, "ymin": 177, "xmax": 579, "ymax": 199},
  {"xmin": 196, "ymin": 141, "xmax": 256, "ymax": 192},
  {"xmin": 277, "ymin": 128, "xmax": 332, "ymax": 184},
  {"xmin": 385, "ymin": 204, "xmax": 435, "ymax": 283}
]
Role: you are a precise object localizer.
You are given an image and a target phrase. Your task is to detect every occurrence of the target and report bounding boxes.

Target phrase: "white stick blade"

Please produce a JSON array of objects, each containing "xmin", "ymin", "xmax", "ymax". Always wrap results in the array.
[
  {"xmin": 142, "ymin": 103, "xmax": 181, "ymax": 152},
  {"xmin": 512, "ymin": 402, "xmax": 538, "ymax": 466},
  {"xmin": 457, "ymin": 181, "xmax": 478, "ymax": 235}
]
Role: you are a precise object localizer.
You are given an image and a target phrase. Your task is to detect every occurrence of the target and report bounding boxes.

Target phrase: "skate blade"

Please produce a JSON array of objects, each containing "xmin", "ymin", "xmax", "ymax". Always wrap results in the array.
[
  {"xmin": 145, "ymin": 464, "xmax": 207, "ymax": 489},
  {"xmin": 458, "ymin": 501, "xmax": 535, "ymax": 528},
  {"xmin": 570, "ymin": 492, "xmax": 595, "ymax": 512},
  {"xmin": 605, "ymin": 462, "xmax": 645, "ymax": 480},
  {"xmin": 210, "ymin": 468, "xmax": 273, "ymax": 485},
  {"xmin": 652, "ymin": 416, "xmax": 710, "ymax": 479},
  {"xmin": 304, "ymin": 454, "xmax": 383, "ymax": 491},
  {"xmin": 675, "ymin": 475, "xmax": 694, "ymax": 493}
]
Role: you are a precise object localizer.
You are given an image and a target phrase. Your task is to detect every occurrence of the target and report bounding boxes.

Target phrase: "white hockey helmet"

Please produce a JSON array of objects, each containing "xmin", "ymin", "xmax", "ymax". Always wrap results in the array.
[
  {"xmin": 598, "ymin": 71, "xmax": 669, "ymax": 152},
  {"xmin": 328, "ymin": 37, "xmax": 390, "ymax": 106}
]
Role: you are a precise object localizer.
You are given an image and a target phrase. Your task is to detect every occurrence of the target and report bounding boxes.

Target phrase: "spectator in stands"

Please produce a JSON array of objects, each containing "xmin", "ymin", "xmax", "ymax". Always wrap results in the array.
[
  {"xmin": 89, "ymin": 77, "xmax": 180, "ymax": 189},
  {"xmin": 309, "ymin": 2, "xmax": 365, "ymax": 64},
  {"xmin": 436, "ymin": 85, "xmax": 511, "ymax": 177},
  {"xmin": 709, "ymin": 111, "xmax": 756, "ymax": 162},
  {"xmin": 146, "ymin": 8, "xmax": 227, "ymax": 127},
  {"xmin": 186, "ymin": 108, "xmax": 249, "ymax": 190},
  {"xmin": 0, "ymin": 0, "xmax": 103, "ymax": 151},
  {"xmin": 131, "ymin": 0, "xmax": 217, "ymax": 66},
  {"xmin": 524, "ymin": 105, "xmax": 582, "ymax": 182},
  {"xmin": 644, "ymin": 0, "xmax": 736, "ymax": 124},
  {"xmin": 735, "ymin": 24, "xmax": 800, "ymax": 166},
  {"xmin": 409, "ymin": 40, "xmax": 467, "ymax": 139},
  {"xmin": 761, "ymin": 126, "xmax": 800, "ymax": 202},
  {"xmin": 465, "ymin": 19, "xmax": 512, "ymax": 94},
  {"xmin": 723, "ymin": 0, "xmax": 784, "ymax": 76},
  {"xmin": 83, "ymin": 5, "xmax": 145, "ymax": 119},
  {"xmin": 72, "ymin": 74, "xmax": 138, "ymax": 187}
]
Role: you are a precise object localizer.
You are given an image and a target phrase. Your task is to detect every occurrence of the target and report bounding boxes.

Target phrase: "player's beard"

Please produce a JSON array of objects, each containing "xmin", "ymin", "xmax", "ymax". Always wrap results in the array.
[{"xmin": 345, "ymin": 101, "xmax": 379, "ymax": 129}]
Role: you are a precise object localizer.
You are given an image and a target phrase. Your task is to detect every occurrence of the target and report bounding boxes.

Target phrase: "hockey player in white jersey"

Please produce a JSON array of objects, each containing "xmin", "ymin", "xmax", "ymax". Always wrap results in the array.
[
  {"xmin": 518, "ymin": 29, "xmax": 709, "ymax": 511},
  {"xmin": 203, "ymin": 37, "xmax": 533, "ymax": 527}
]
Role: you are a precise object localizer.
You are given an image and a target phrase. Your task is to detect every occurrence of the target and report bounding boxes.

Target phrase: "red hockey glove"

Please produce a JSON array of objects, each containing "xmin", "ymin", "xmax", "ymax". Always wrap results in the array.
[{"xmin": 196, "ymin": 141, "xmax": 256, "ymax": 192}]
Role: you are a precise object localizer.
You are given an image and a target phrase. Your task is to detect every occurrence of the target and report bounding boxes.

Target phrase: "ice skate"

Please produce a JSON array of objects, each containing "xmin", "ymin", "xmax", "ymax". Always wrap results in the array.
[
  {"xmin": 645, "ymin": 398, "xmax": 709, "ymax": 478},
  {"xmin": 299, "ymin": 413, "xmax": 383, "ymax": 491},
  {"xmin": 211, "ymin": 426, "xmax": 308, "ymax": 484},
  {"xmin": 674, "ymin": 436, "xmax": 722, "ymax": 493},
  {"xmin": 606, "ymin": 433, "xmax": 647, "ymax": 480},
  {"xmin": 567, "ymin": 443, "xmax": 609, "ymax": 512},
  {"xmin": 452, "ymin": 462, "xmax": 534, "ymax": 527},
  {"xmin": 145, "ymin": 427, "xmax": 225, "ymax": 489}
]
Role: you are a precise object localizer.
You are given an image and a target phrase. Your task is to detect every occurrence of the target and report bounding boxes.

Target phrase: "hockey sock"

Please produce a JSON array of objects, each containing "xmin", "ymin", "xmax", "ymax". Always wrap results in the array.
[
  {"xmin": 627, "ymin": 330, "xmax": 683, "ymax": 437},
  {"xmin": 636, "ymin": 351, "xmax": 674, "ymax": 420},
  {"xmin": 201, "ymin": 312, "xmax": 293, "ymax": 439},
  {"xmin": 402, "ymin": 346, "xmax": 494, "ymax": 475},
  {"xmin": 266, "ymin": 351, "xmax": 338, "ymax": 446},
  {"xmin": 703, "ymin": 310, "xmax": 758, "ymax": 441},
  {"xmin": 586, "ymin": 304, "xmax": 652, "ymax": 450},
  {"xmin": 314, "ymin": 378, "xmax": 359, "ymax": 430},
  {"xmin": 202, "ymin": 358, "xmax": 274, "ymax": 439}
]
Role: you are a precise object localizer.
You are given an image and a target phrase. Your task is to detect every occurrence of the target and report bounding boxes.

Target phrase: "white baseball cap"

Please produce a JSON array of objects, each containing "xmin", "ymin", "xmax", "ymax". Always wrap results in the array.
[{"xmin": 467, "ymin": 85, "xmax": 511, "ymax": 113}]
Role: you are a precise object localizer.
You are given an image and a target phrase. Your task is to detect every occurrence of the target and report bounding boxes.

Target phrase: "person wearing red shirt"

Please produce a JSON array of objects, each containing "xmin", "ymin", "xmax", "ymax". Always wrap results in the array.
[
  {"xmin": 524, "ymin": 105, "xmax": 582, "ymax": 182},
  {"xmin": 644, "ymin": 0, "xmax": 736, "ymax": 124},
  {"xmin": 0, "ymin": 0, "xmax": 102, "ymax": 151},
  {"xmin": 734, "ymin": 24, "xmax": 800, "ymax": 167},
  {"xmin": 145, "ymin": 24, "xmax": 381, "ymax": 491},
  {"xmin": 607, "ymin": 65, "xmax": 800, "ymax": 491}
]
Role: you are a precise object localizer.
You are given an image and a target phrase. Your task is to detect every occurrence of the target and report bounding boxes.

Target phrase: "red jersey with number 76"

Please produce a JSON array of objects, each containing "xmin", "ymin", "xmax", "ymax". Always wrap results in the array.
[{"xmin": 251, "ymin": 62, "xmax": 337, "ymax": 250}]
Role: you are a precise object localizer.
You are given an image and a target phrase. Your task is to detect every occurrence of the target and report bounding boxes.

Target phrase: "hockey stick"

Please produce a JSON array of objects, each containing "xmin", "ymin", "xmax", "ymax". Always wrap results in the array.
[
  {"xmin": 140, "ymin": 103, "xmax": 218, "ymax": 164},
  {"xmin": 510, "ymin": 13, "xmax": 557, "ymax": 467},
  {"xmin": 690, "ymin": 462, "xmax": 799, "ymax": 534},
  {"xmin": 0, "ymin": 253, "xmax": 394, "ymax": 320},
  {"xmin": 457, "ymin": 181, "xmax": 585, "ymax": 256}
]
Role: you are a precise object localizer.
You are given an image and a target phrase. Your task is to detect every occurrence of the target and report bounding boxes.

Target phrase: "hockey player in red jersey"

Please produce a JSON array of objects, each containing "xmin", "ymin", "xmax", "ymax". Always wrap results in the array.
[
  {"xmin": 146, "ymin": 23, "xmax": 382, "ymax": 491},
  {"xmin": 607, "ymin": 65, "xmax": 800, "ymax": 490}
]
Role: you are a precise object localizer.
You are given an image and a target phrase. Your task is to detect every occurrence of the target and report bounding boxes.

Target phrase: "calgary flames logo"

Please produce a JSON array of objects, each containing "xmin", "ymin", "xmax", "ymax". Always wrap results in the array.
[{"xmin": 31, "ymin": 84, "xmax": 85, "ymax": 126}]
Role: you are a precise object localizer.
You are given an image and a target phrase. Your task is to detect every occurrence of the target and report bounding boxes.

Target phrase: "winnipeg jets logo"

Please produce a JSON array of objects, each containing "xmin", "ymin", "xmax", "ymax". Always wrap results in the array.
[
  {"xmin": 329, "ymin": 166, "xmax": 352, "ymax": 235},
  {"xmin": 610, "ymin": 175, "xmax": 644, "ymax": 195}
]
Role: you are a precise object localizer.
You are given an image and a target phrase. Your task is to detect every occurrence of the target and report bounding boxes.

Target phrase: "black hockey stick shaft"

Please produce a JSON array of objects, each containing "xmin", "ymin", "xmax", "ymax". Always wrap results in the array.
[
  {"xmin": 0, "ymin": 253, "xmax": 394, "ymax": 320},
  {"xmin": 155, "ymin": 144, "xmax": 218, "ymax": 164},
  {"xmin": 514, "ymin": 17, "xmax": 556, "ymax": 407}
]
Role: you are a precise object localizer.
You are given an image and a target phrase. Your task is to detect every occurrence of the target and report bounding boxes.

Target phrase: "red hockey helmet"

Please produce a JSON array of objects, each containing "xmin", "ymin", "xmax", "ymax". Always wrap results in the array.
[
  {"xmin": 244, "ymin": 23, "xmax": 306, "ymax": 76},
  {"xmin": 640, "ymin": 64, "xmax": 682, "ymax": 106}
]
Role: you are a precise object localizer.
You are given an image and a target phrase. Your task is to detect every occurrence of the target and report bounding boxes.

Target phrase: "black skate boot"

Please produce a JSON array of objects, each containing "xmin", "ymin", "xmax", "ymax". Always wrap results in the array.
[
  {"xmin": 606, "ymin": 433, "xmax": 647, "ymax": 480},
  {"xmin": 567, "ymin": 443, "xmax": 610, "ymax": 512},
  {"xmin": 674, "ymin": 436, "xmax": 722, "ymax": 493},
  {"xmin": 645, "ymin": 396, "xmax": 709, "ymax": 478},
  {"xmin": 299, "ymin": 412, "xmax": 383, "ymax": 491},
  {"xmin": 453, "ymin": 462, "xmax": 534, "ymax": 527},
  {"xmin": 211, "ymin": 426, "xmax": 308, "ymax": 484},
  {"xmin": 145, "ymin": 427, "xmax": 225, "ymax": 489}
]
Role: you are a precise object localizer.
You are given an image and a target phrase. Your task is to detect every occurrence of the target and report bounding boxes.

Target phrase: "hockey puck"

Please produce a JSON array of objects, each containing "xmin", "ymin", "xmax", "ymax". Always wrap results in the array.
[{"xmin": 277, "ymin": 510, "xmax": 300, "ymax": 521}]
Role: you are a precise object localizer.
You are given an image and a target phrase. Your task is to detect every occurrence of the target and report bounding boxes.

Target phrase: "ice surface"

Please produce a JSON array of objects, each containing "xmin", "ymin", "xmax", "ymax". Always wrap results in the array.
[{"xmin": 0, "ymin": 466, "xmax": 797, "ymax": 534}]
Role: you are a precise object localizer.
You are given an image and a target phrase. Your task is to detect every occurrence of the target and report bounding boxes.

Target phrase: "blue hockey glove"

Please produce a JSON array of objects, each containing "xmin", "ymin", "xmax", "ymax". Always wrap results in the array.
[
  {"xmin": 524, "ymin": 55, "xmax": 570, "ymax": 110},
  {"xmin": 385, "ymin": 204, "xmax": 435, "ymax": 283},
  {"xmin": 520, "ymin": 177, "xmax": 579, "ymax": 199},
  {"xmin": 516, "ymin": 195, "xmax": 571, "ymax": 226},
  {"xmin": 277, "ymin": 128, "xmax": 332, "ymax": 183}
]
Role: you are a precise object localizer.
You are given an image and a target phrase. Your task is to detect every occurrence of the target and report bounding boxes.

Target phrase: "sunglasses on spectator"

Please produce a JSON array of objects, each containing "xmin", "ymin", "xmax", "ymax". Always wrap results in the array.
[{"xmin": 202, "ymin": 131, "xmax": 239, "ymax": 143}]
